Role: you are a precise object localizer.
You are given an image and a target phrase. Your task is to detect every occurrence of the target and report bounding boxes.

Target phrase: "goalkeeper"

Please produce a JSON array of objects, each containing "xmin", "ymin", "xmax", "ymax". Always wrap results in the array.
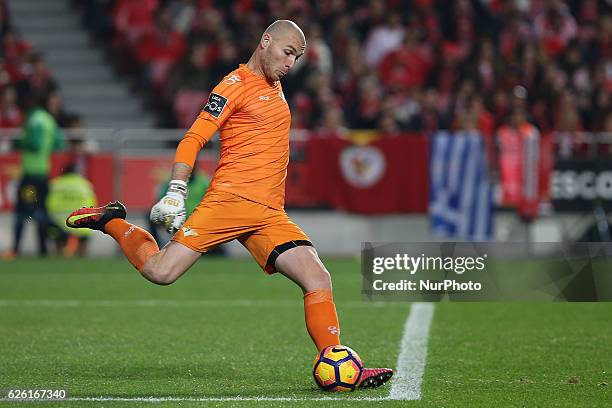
[{"xmin": 67, "ymin": 20, "xmax": 392, "ymax": 388}]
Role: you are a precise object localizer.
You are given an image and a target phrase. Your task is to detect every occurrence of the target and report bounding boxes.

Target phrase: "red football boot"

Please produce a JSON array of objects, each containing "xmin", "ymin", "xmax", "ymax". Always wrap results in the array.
[
  {"xmin": 66, "ymin": 201, "xmax": 126, "ymax": 231},
  {"xmin": 358, "ymin": 367, "xmax": 394, "ymax": 388}
]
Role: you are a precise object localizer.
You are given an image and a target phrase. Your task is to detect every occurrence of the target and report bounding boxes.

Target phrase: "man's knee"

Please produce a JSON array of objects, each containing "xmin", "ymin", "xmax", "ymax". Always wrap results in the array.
[
  {"xmin": 150, "ymin": 269, "xmax": 178, "ymax": 286},
  {"xmin": 312, "ymin": 268, "xmax": 332, "ymax": 290},
  {"xmin": 140, "ymin": 241, "xmax": 200, "ymax": 285},
  {"xmin": 141, "ymin": 256, "xmax": 180, "ymax": 286}
]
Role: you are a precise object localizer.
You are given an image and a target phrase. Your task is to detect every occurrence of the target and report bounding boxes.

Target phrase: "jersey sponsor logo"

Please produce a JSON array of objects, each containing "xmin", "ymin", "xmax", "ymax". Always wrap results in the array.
[
  {"xmin": 339, "ymin": 146, "xmax": 386, "ymax": 188},
  {"xmin": 224, "ymin": 74, "xmax": 242, "ymax": 85},
  {"xmin": 203, "ymin": 93, "xmax": 228, "ymax": 118},
  {"xmin": 259, "ymin": 95, "xmax": 270, "ymax": 101}
]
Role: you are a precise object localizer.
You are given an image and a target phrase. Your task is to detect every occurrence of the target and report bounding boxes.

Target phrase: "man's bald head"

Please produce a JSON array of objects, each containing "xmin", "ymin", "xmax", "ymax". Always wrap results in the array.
[{"xmin": 264, "ymin": 20, "xmax": 306, "ymax": 45}]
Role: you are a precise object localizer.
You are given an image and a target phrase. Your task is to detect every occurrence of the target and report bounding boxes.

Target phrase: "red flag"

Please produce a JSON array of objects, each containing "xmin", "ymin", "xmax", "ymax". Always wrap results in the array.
[{"xmin": 306, "ymin": 135, "xmax": 428, "ymax": 214}]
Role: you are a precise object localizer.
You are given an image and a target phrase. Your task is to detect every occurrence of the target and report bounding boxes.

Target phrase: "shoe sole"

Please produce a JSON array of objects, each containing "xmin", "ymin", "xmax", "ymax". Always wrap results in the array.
[{"xmin": 358, "ymin": 371, "xmax": 393, "ymax": 388}]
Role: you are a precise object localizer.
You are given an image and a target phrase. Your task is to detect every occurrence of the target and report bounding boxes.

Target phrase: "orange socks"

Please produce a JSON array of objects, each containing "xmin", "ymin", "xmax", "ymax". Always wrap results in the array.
[
  {"xmin": 104, "ymin": 219, "xmax": 159, "ymax": 272},
  {"xmin": 304, "ymin": 289, "xmax": 341, "ymax": 351}
]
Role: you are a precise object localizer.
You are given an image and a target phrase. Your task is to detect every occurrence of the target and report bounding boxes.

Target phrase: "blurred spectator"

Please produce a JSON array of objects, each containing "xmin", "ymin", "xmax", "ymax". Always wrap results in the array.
[
  {"xmin": 467, "ymin": 95, "xmax": 497, "ymax": 168},
  {"xmin": 469, "ymin": 37, "xmax": 499, "ymax": 94},
  {"xmin": 498, "ymin": 9, "xmax": 533, "ymax": 59},
  {"xmin": 4, "ymin": 90, "xmax": 64, "ymax": 258},
  {"xmin": 0, "ymin": 84, "xmax": 22, "ymax": 128},
  {"xmin": 378, "ymin": 28, "xmax": 433, "ymax": 90},
  {"xmin": 44, "ymin": 89, "xmax": 75, "ymax": 128},
  {"xmin": 497, "ymin": 106, "xmax": 541, "ymax": 215},
  {"xmin": 363, "ymin": 13, "xmax": 404, "ymax": 68},
  {"xmin": 2, "ymin": 29, "xmax": 31, "ymax": 77},
  {"xmin": 63, "ymin": 113, "xmax": 97, "ymax": 174},
  {"xmin": 603, "ymin": 110, "xmax": 612, "ymax": 133},
  {"xmin": 346, "ymin": 75, "xmax": 383, "ymax": 129},
  {"xmin": 301, "ymin": 23, "xmax": 333, "ymax": 76},
  {"xmin": 0, "ymin": 0, "xmax": 10, "ymax": 36},
  {"xmin": 316, "ymin": 106, "xmax": 348, "ymax": 139},
  {"xmin": 136, "ymin": 8, "xmax": 186, "ymax": 90},
  {"xmin": 419, "ymin": 88, "xmax": 445, "ymax": 133},
  {"xmin": 16, "ymin": 53, "xmax": 58, "ymax": 110},
  {"xmin": 166, "ymin": 0, "xmax": 197, "ymax": 34},
  {"xmin": 209, "ymin": 40, "xmax": 240, "ymax": 85},
  {"xmin": 377, "ymin": 112, "xmax": 401, "ymax": 137},
  {"xmin": 46, "ymin": 163, "xmax": 97, "ymax": 257},
  {"xmin": 534, "ymin": 1, "xmax": 577, "ymax": 58},
  {"xmin": 113, "ymin": 0, "xmax": 158, "ymax": 47},
  {"xmin": 388, "ymin": 88, "xmax": 423, "ymax": 131}
]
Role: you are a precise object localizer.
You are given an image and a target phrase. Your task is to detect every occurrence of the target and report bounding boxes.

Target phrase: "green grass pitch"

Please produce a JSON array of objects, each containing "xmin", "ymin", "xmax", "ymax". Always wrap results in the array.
[{"xmin": 0, "ymin": 257, "xmax": 610, "ymax": 407}]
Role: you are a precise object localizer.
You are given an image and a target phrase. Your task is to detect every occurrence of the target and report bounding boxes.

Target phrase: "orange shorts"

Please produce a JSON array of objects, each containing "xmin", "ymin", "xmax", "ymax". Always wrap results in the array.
[{"xmin": 172, "ymin": 190, "xmax": 312, "ymax": 273}]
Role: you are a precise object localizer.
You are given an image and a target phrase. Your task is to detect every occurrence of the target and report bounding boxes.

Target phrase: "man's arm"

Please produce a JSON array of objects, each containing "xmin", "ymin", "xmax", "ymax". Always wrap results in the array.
[
  {"xmin": 173, "ymin": 114, "xmax": 219, "ymax": 170},
  {"xmin": 170, "ymin": 162, "xmax": 193, "ymax": 184},
  {"xmin": 150, "ymin": 116, "xmax": 218, "ymax": 232}
]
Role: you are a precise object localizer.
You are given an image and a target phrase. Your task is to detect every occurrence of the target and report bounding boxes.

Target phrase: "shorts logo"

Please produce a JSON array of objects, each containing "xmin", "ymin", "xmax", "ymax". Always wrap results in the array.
[
  {"xmin": 182, "ymin": 226, "xmax": 198, "ymax": 237},
  {"xmin": 203, "ymin": 93, "xmax": 228, "ymax": 118}
]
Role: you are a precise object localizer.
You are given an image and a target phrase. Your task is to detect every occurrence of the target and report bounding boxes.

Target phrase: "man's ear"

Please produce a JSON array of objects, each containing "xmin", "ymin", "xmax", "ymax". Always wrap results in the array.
[{"xmin": 261, "ymin": 33, "xmax": 271, "ymax": 49}]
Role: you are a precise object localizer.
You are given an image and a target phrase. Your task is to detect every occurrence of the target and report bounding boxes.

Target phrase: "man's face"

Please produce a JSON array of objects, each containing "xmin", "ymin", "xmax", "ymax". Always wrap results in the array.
[{"xmin": 261, "ymin": 32, "xmax": 305, "ymax": 82}]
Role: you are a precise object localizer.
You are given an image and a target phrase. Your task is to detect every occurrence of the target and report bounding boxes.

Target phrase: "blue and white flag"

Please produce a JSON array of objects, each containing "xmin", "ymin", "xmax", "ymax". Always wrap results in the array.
[{"xmin": 429, "ymin": 131, "xmax": 493, "ymax": 241}]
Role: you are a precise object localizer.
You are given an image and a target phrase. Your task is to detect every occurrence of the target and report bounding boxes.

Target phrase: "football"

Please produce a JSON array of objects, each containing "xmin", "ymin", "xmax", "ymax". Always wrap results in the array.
[{"xmin": 312, "ymin": 345, "xmax": 363, "ymax": 391}]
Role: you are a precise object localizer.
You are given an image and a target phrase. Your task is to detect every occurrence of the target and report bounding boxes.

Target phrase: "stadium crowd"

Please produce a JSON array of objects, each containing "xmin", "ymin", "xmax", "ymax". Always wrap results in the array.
[
  {"xmin": 76, "ymin": 0, "xmax": 611, "ymax": 139},
  {"xmin": 0, "ymin": 0, "xmax": 84, "ymax": 131}
]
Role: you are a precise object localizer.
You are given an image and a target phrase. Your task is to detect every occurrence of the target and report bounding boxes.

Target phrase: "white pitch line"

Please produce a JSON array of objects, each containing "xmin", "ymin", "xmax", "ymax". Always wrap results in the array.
[
  {"xmin": 388, "ymin": 302, "xmax": 435, "ymax": 400},
  {"xmin": 0, "ymin": 396, "xmax": 387, "ymax": 402},
  {"xmin": 0, "ymin": 299, "xmax": 407, "ymax": 309}
]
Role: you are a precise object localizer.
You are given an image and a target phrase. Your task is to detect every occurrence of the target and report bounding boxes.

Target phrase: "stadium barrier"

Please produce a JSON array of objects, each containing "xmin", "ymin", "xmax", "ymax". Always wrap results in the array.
[{"xmin": 1, "ymin": 129, "xmax": 611, "ymax": 216}]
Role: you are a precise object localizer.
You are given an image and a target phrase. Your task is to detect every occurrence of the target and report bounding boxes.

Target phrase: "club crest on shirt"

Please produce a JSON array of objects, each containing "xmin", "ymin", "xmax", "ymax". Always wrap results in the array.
[{"xmin": 203, "ymin": 93, "xmax": 228, "ymax": 118}]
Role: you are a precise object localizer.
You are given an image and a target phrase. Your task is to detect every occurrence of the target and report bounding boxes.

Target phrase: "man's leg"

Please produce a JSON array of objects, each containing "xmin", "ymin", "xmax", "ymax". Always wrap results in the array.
[
  {"xmin": 241, "ymin": 214, "xmax": 341, "ymax": 352},
  {"xmin": 274, "ymin": 245, "xmax": 341, "ymax": 351},
  {"xmin": 33, "ymin": 209, "xmax": 49, "ymax": 256},
  {"xmin": 274, "ymin": 245, "xmax": 393, "ymax": 388},
  {"xmin": 11, "ymin": 176, "xmax": 32, "ymax": 256},
  {"xmin": 67, "ymin": 202, "xmax": 200, "ymax": 285},
  {"xmin": 35, "ymin": 179, "xmax": 50, "ymax": 256},
  {"xmin": 12, "ymin": 211, "xmax": 26, "ymax": 255}
]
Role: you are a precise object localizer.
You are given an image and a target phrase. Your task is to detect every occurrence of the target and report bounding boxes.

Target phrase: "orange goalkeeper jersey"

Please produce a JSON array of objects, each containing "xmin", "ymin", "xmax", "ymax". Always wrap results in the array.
[{"xmin": 180, "ymin": 64, "xmax": 291, "ymax": 210}]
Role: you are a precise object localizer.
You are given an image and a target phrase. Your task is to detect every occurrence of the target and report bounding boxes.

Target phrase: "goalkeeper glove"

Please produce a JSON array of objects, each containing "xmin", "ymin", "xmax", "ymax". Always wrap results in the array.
[{"xmin": 150, "ymin": 179, "xmax": 188, "ymax": 233}]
